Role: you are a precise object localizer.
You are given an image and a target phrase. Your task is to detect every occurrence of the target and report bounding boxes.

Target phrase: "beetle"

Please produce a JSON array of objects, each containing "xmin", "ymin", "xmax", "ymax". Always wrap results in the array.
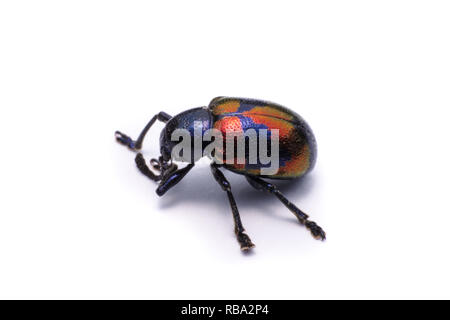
[{"xmin": 115, "ymin": 97, "xmax": 325, "ymax": 251}]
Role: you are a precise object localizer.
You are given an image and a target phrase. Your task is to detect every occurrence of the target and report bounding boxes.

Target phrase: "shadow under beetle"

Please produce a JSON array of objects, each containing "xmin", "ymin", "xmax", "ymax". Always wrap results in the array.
[{"xmin": 115, "ymin": 97, "xmax": 326, "ymax": 251}]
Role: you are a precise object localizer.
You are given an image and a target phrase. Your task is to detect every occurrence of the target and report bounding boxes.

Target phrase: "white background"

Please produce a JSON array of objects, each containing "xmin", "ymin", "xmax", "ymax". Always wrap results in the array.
[{"xmin": 0, "ymin": 1, "xmax": 449, "ymax": 299}]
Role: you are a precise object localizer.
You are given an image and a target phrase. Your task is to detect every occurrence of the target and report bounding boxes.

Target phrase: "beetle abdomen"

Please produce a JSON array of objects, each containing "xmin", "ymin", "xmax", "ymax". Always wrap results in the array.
[{"xmin": 209, "ymin": 97, "xmax": 317, "ymax": 179}]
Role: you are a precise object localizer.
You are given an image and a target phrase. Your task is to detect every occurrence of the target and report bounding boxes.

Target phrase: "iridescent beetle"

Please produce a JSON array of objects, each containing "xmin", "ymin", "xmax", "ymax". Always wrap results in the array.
[{"xmin": 115, "ymin": 97, "xmax": 325, "ymax": 251}]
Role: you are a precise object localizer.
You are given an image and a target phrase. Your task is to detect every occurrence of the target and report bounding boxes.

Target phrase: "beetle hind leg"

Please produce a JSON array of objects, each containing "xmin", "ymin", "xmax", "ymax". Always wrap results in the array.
[
  {"xmin": 211, "ymin": 163, "xmax": 255, "ymax": 251},
  {"xmin": 246, "ymin": 175, "xmax": 326, "ymax": 241}
]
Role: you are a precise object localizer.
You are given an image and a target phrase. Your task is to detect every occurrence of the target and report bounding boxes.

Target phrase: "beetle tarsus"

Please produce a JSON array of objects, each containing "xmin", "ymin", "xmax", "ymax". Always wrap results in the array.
[
  {"xmin": 245, "ymin": 175, "xmax": 326, "ymax": 242},
  {"xmin": 304, "ymin": 220, "xmax": 326, "ymax": 240},
  {"xmin": 237, "ymin": 232, "xmax": 255, "ymax": 251},
  {"xmin": 115, "ymin": 131, "xmax": 136, "ymax": 149}
]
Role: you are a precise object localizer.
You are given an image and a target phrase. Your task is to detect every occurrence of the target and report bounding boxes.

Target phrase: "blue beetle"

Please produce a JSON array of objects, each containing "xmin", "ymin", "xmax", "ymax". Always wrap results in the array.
[{"xmin": 115, "ymin": 97, "xmax": 325, "ymax": 251}]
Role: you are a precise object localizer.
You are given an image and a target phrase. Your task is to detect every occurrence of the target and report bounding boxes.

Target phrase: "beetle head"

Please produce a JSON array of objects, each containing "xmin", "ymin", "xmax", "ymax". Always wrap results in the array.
[{"xmin": 159, "ymin": 107, "xmax": 213, "ymax": 163}]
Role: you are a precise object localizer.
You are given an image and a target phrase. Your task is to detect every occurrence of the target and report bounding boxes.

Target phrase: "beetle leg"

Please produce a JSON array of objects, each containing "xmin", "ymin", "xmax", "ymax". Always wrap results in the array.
[
  {"xmin": 155, "ymin": 163, "xmax": 194, "ymax": 196},
  {"xmin": 245, "ymin": 175, "xmax": 326, "ymax": 241},
  {"xmin": 211, "ymin": 163, "xmax": 255, "ymax": 251},
  {"xmin": 116, "ymin": 112, "xmax": 172, "ymax": 182},
  {"xmin": 115, "ymin": 111, "xmax": 172, "ymax": 150}
]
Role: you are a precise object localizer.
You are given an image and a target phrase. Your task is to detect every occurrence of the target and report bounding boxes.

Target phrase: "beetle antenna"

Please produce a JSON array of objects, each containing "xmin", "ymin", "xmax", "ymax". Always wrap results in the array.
[
  {"xmin": 134, "ymin": 153, "xmax": 162, "ymax": 181},
  {"xmin": 150, "ymin": 158, "xmax": 161, "ymax": 171}
]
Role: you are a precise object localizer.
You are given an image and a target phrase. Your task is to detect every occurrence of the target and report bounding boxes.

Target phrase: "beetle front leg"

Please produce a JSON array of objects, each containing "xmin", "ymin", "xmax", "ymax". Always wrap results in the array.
[
  {"xmin": 116, "ymin": 111, "xmax": 172, "ymax": 182},
  {"xmin": 246, "ymin": 175, "xmax": 326, "ymax": 240},
  {"xmin": 211, "ymin": 163, "xmax": 255, "ymax": 251},
  {"xmin": 115, "ymin": 111, "xmax": 172, "ymax": 150},
  {"xmin": 155, "ymin": 163, "xmax": 194, "ymax": 196}
]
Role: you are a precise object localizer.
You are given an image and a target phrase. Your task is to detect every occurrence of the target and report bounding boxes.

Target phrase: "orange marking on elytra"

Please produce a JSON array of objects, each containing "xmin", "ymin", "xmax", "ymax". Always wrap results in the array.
[
  {"xmin": 212, "ymin": 101, "xmax": 240, "ymax": 115},
  {"xmin": 277, "ymin": 143, "xmax": 311, "ymax": 177},
  {"xmin": 243, "ymin": 106, "xmax": 294, "ymax": 122}
]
